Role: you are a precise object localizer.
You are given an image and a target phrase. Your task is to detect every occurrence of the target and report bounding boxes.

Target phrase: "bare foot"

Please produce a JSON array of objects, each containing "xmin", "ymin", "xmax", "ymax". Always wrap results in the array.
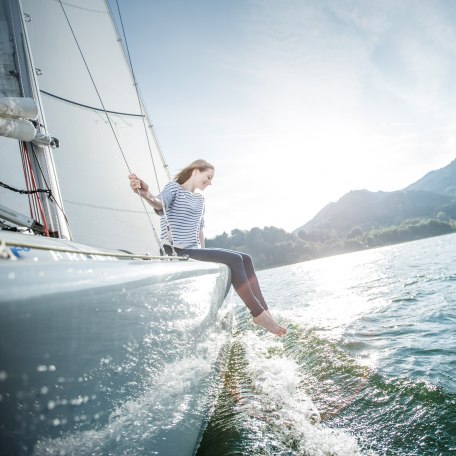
[{"xmin": 253, "ymin": 310, "xmax": 287, "ymax": 336}]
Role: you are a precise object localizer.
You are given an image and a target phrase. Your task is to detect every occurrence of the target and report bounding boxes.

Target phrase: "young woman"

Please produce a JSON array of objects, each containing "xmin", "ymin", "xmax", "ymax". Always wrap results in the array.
[{"xmin": 128, "ymin": 159, "xmax": 286, "ymax": 336}]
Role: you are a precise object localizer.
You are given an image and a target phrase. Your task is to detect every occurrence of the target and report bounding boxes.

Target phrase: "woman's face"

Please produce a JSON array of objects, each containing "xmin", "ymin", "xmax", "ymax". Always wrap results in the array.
[{"xmin": 195, "ymin": 168, "xmax": 214, "ymax": 191}]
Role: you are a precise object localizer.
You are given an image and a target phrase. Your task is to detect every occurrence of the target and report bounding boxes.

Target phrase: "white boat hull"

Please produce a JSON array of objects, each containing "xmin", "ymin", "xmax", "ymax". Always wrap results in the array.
[{"xmin": 0, "ymin": 232, "xmax": 232, "ymax": 455}]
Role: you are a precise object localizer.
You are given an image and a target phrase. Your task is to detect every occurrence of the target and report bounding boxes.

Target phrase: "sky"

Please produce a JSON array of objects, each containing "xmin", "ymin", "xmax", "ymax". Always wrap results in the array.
[{"xmin": 113, "ymin": 0, "xmax": 456, "ymax": 238}]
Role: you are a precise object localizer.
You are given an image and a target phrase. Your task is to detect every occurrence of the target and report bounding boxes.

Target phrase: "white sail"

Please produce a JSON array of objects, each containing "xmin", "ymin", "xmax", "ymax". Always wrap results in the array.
[{"xmin": 17, "ymin": 0, "xmax": 169, "ymax": 252}]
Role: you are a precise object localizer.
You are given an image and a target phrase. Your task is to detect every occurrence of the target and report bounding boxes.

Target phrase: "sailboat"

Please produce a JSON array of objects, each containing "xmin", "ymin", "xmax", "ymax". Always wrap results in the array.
[{"xmin": 0, "ymin": 1, "xmax": 232, "ymax": 454}]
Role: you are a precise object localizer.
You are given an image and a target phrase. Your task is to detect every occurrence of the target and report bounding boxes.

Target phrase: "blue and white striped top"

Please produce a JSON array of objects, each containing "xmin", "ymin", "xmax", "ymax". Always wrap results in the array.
[{"xmin": 157, "ymin": 181, "xmax": 205, "ymax": 248}]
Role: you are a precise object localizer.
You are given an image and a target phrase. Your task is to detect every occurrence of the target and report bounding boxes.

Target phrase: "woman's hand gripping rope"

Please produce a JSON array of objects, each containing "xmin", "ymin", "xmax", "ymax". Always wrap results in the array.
[
  {"xmin": 128, "ymin": 174, "xmax": 149, "ymax": 198},
  {"xmin": 128, "ymin": 174, "xmax": 163, "ymax": 212},
  {"xmin": 128, "ymin": 174, "xmax": 168, "ymax": 254}
]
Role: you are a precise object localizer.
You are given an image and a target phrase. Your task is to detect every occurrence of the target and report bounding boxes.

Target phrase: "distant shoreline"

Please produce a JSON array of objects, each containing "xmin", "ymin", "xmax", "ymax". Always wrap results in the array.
[{"xmin": 207, "ymin": 219, "xmax": 456, "ymax": 270}]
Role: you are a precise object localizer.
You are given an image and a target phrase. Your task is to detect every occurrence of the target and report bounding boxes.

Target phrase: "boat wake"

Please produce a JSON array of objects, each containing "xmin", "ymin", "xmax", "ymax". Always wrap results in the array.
[{"xmin": 198, "ymin": 313, "xmax": 373, "ymax": 455}]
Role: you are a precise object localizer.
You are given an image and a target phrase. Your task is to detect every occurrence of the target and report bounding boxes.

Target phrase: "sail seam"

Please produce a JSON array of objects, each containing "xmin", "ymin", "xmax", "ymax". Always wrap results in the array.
[
  {"xmin": 64, "ymin": 199, "xmax": 149, "ymax": 214},
  {"xmin": 40, "ymin": 90, "xmax": 144, "ymax": 117}
]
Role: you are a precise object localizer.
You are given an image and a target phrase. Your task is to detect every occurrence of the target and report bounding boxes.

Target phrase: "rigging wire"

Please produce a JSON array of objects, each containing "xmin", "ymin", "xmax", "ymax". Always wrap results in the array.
[
  {"xmin": 1, "ymin": 142, "xmax": 72, "ymax": 238},
  {"xmin": 30, "ymin": 143, "xmax": 73, "ymax": 234},
  {"xmin": 20, "ymin": 143, "xmax": 34, "ymax": 220},
  {"xmin": 22, "ymin": 142, "xmax": 50, "ymax": 236},
  {"xmin": 113, "ymin": 0, "xmax": 176, "ymax": 255},
  {"xmin": 57, "ymin": 0, "xmax": 166, "ymax": 254},
  {"xmin": 113, "ymin": 0, "xmax": 162, "ymax": 191}
]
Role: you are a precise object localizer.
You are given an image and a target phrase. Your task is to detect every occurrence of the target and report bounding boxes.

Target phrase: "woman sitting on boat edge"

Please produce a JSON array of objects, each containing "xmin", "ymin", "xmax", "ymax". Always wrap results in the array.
[{"xmin": 128, "ymin": 159, "xmax": 287, "ymax": 337}]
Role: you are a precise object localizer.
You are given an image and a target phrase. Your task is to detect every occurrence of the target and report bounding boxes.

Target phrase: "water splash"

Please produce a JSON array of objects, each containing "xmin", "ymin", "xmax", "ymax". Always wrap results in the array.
[
  {"xmin": 32, "ymin": 332, "xmax": 229, "ymax": 456},
  {"xmin": 199, "ymin": 318, "xmax": 370, "ymax": 455}
]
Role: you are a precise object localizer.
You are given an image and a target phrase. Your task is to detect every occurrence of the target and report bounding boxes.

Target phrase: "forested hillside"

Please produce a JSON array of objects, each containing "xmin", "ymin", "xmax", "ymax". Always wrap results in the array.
[
  {"xmin": 207, "ymin": 220, "xmax": 456, "ymax": 269},
  {"xmin": 294, "ymin": 189, "xmax": 456, "ymax": 235}
]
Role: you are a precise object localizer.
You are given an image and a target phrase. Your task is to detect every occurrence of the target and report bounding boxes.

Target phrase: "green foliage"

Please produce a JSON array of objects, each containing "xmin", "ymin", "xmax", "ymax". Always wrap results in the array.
[
  {"xmin": 365, "ymin": 219, "xmax": 455, "ymax": 247},
  {"xmin": 206, "ymin": 226, "xmax": 313, "ymax": 269},
  {"xmin": 206, "ymin": 219, "xmax": 456, "ymax": 269}
]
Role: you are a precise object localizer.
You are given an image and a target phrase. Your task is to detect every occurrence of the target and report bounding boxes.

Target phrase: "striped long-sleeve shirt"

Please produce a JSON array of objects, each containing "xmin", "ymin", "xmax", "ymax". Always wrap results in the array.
[{"xmin": 157, "ymin": 181, "xmax": 205, "ymax": 248}]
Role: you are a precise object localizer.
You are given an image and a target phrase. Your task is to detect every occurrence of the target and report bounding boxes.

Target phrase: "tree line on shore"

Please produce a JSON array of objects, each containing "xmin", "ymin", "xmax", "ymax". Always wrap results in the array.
[{"xmin": 206, "ymin": 218, "xmax": 456, "ymax": 270}]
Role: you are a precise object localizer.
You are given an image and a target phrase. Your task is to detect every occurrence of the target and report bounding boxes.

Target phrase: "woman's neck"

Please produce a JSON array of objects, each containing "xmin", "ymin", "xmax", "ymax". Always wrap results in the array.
[{"xmin": 180, "ymin": 179, "xmax": 195, "ymax": 192}]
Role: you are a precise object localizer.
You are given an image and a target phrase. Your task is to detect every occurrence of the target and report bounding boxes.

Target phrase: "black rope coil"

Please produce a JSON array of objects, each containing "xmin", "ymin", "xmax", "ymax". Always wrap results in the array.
[{"xmin": 0, "ymin": 181, "xmax": 52, "ymax": 198}]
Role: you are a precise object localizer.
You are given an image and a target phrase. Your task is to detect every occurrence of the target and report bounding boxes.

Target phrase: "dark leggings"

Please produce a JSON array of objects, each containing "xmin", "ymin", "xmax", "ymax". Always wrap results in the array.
[{"xmin": 167, "ymin": 246, "xmax": 268, "ymax": 317}]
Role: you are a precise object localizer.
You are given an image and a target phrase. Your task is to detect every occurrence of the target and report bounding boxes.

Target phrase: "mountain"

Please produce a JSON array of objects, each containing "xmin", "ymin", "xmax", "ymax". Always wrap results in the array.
[
  {"xmin": 294, "ymin": 158, "xmax": 456, "ymax": 236},
  {"xmin": 405, "ymin": 159, "xmax": 456, "ymax": 196}
]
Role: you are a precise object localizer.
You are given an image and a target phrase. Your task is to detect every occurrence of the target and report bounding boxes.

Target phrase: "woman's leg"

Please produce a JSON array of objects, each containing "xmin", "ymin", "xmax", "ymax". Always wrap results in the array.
[
  {"xmin": 238, "ymin": 252, "xmax": 268, "ymax": 309},
  {"xmin": 179, "ymin": 247, "xmax": 265, "ymax": 316},
  {"xmin": 176, "ymin": 247, "xmax": 286, "ymax": 336}
]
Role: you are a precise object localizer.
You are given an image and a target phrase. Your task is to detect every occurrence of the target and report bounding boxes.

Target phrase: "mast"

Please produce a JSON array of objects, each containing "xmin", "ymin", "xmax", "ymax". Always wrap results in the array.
[{"xmin": 1, "ymin": 0, "xmax": 71, "ymax": 239}]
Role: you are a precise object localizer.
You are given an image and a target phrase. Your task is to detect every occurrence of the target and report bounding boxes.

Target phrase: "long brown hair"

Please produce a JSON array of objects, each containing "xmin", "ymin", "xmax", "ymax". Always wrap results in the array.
[{"xmin": 174, "ymin": 159, "xmax": 215, "ymax": 185}]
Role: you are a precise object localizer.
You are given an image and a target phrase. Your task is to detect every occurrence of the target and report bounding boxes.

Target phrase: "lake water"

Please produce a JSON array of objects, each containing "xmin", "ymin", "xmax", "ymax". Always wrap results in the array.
[{"xmin": 197, "ymin": 233, "xmax": 456, "ymax": 455}]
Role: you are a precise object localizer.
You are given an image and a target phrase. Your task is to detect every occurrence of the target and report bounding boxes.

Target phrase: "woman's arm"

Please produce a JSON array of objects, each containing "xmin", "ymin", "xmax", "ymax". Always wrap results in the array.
[
  {"xmin": 144, "ymin": 192, "xmax": 163, "ymax": 211},
  {"xmin": 128, "ymin": 174, "xmax": 163, "ymax": 210},
  {"xmin": 199, "ymin": 228, "xmax": 205, "ymax": 248}
]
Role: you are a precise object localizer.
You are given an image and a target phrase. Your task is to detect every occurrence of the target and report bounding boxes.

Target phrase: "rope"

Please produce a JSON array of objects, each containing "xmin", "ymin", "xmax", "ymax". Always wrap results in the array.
[
  {"xmin": 113, "ymin": 0, "xmax": 161, "ymax": 188},
  {"xmin": 30, "ymin": 143, "xmax": 72, "ymax": 234},
  {"xmin": 20, "ymin": 142, "xmax": 34, "ymax": 219},
  {"xmin": 22, "ymin": 142, "xmax": 50, "ymax": 236},
  {"xmin": 58, "ymin": 0, "xmax": 166, "ymax": 254},
  {"xmin": 113, "ymin": 0, "xmax": 177, "ymax": 255},
  {"xmin": 0, "ymin": 181, "xmax": 52, "ymax": 197}
]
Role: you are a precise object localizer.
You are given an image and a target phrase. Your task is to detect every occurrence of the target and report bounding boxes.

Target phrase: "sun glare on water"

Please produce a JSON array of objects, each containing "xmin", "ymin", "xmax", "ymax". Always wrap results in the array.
[{"xmin": 274, "ymin": 248, "xmax": 391, "ymax": 337}]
